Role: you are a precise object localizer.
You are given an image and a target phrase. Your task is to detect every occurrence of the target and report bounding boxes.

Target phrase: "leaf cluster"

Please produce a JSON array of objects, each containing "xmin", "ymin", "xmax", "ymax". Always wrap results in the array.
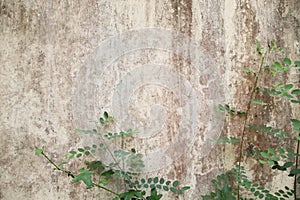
[
  {"xmin": 36, "ymin": 112, "xmax": 190, "ymax": 199},
  {"xmin": 126, "ymin": 177, "xmax": 190, "ymax": 195},
  {"xmin": 207, "ymin": 40, "xmax": 300, "ymax": 200},
  {"xmin": 216, "ymin": 104, "xmax": 246, "ymax": 115}
]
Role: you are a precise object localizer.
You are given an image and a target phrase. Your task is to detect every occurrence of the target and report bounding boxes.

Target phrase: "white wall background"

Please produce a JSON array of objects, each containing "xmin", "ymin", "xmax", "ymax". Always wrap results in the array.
[{"xmin": 0, "ymin": 0, "xmax": 299, "ymax": 199}]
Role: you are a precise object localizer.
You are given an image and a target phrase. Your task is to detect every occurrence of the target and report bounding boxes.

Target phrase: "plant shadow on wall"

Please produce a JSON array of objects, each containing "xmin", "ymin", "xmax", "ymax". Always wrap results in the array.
[
  {"xmin": 202, "ymin": 40, "xmax": 300, "ymax": 200},
  {"xmin": 36, "ymin": 112, "xmax": 190, "ymax": 200}
]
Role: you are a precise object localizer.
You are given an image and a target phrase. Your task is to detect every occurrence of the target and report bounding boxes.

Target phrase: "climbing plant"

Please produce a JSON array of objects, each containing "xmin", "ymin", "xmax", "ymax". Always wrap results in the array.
[
  {"xmin": 36, "ymin": 112, "xmax": 190, "ymax": 200},
  {"xmin": 36, "ymin": 40, "xmax": 300, "ymax": 200},
  {"xmin": 204, "ymin": 40, "xmax": 300, "ymax": 199}
]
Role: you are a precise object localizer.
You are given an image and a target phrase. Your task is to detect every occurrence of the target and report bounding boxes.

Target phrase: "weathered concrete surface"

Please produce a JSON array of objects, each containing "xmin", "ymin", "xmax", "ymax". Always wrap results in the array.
[{"xmin": 0, "ymin": 0, "xmax": 299, "ymax": 199}]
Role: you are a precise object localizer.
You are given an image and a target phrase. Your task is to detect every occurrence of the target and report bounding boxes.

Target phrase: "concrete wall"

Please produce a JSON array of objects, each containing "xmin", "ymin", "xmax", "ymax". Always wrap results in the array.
[{"xmin": 0, "ymin": 0, "xmax": 299, "ymax": 199}]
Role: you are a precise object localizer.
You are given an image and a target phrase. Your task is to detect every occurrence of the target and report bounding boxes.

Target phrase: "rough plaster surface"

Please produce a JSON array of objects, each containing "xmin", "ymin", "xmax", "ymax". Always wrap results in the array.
[{"xmin": 0, "ymin": 0, "xmax": 299, "ymax": 200}]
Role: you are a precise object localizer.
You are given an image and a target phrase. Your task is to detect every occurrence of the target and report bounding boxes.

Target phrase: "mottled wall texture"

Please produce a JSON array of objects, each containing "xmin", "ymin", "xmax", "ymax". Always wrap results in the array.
[{"xmin": 0, "ymin": 0, "xmax": 299, "ymax": 199}]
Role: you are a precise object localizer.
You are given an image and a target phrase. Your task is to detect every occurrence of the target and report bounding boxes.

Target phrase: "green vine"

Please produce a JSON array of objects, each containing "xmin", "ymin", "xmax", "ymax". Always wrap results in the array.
[
  {"xmin": 36, "ymin": 112, "xmax": 190, "ymax": 199},
  {"xmin": 36, "ymin": 40, "xmax": 300, "ymax": 199},
  {"xmin": 203, "ymin": 40, "xmax": 300, "ymax": 200}
]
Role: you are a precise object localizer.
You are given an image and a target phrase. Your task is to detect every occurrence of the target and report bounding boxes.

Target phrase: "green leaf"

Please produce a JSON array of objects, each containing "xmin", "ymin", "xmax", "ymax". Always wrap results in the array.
[
  {"xmin": 173, "ymin": 180, "xmax": 179, "ymax": 187},
  {"xmin": 217, "ymin": 104, "xmax": 225, "ymax": 111},
  {"xmin": 283, "ymin": 92, "xmax": 294, "ymax": 99},
  {"xmin": 287, "ymin": 191, "xmax": 293, "ymax": 196},
  {"xmin": 291, "ymin": 119, "xmax": 300, "ymax": 133},
  {"xmin": 260, "ymin": 152, "xmax": 270, "ymax": 158},
  {"xmin": 289, "ymin": 168, "xmax": 300, "ymax": 175},
  {"xmin": 119, "ymin": 190, "xmax": 143, "ymax": 200},
  {"xmin": 99, "ymin": 143, "xmax": 105, "ymax": 149},
  {"xmin": 181, "ymin": 186, "xmax": 190, "ymax": 191},
  {"xmin": 100, "ymin": 118, "xmax": 105, "ymax": 123},
  {"xmin": 75, "ymin": 128, "xmax": 98, "ymax": 135},
  {"xmin": 291, "ymin": 100, "xmax": 300, "ymax": 104},
  {"xmin": 273, "ymin": 61, "xmax": 282, "ymax": 69},
  {"xmin": 284, "ymin": 84, "xmax": 293, "ymax": 90},
  {"xmin": 99, "ymin": 179, "xmax": 109, "ymax": 185},
  {"xmin": 149, "ymin": 188, "xmax": 163, "ymax": 200},
  {"xmin": 224, "ymin": 104, "xmax": 230, "ymax": 110},
  {"xmin": 35, "ymin": 148, "xmax": 43, "ymax": 155},
  {"xmin": 177, "ymin": 189, "xmax": 183, "ymax": 195},
  {"xmin": 159, "ymin": 178, "xmax": 164, "ymax": 184},
  {"xmin": 104, "ymin": 111, "xmax": 109, "ymax": 119},
  {"xmin": 267, "ymin": 160, "xmax": 275, "ymax": 165},
  {"xmin": 141, "ymin": 178, "xmax": 145, "ymax": 184},
  {"xmin": 76, "ymin": 153, "xmax": 82, "ymax": 158},
  {"xmin": 59, "ymin": 161, "xmax": 67, "ymax": 166},
  {"xmin": 262, "ymin": 189, "xmax": 270, "ymax": 193},
  {"xmin": 291, "ymin": 89, "xmax": 300, "ymax": 95},
  {"xmin": 242, "ymin": 67, "xmax": 257, "ymax": 75},
  {"xmin": 295, "ymin": 61, "xmax": 300, "ymax": 67},
  {"xmin": 163, "ymin": 186, "xmax": 169, "ymax": 191},
  {"xmin": 237, "ymin": 110, "xmax": 246, "ymax": 115},
  {"xmin": 272, "ymin": 156, "xmax": 280, "ymax": 162},
  {"xmin": 267, "ymin": 148, "xmax": 276, "ymax": 155},
  {"xmin": 254, "ymin": 191, "xmax": 260, "ymax": 196},
  {"xmin": 284, "ymin": 186, "xmax": 290, "ymax": 190},
  {"xmin": 86, "ymin": 161, "xmax": 105, "ymax": 171},
  {"xmin": 170, "ymin": 187, "xmax": 177, "ymax": 193},
  {"xmin": 131, "ymin": 148, "xmax": 136, "ymax": 153},
  {"xmin": 251, "ymin": 99, "xmax": 268, "ymax": 105},
  {"xmin": 69, "ymin": 150, "xmax": 76, "ymax": 155},
  {"xmin": 283, "ymin": 162, "xmax": 293, "ymax": 168},
  {"xmin": 296, "ymin": 136, "xmax": 300, "ymax": 140},
  {"xmin": 72, "ymin": 169, "xmax": 94, "ymax": 189},
  {"xmin": 283, "ymin": 58, "xmax": 292, "ymax": 66},
  {"xmin": 263, "ymin": 126, "xmax": 272, "ymax": 132},
  {"xmin": 259, "ymin": 160, "xmax": 267, "ymax": 164},
  {"xmin": 277, "ymin": 147, "xmax": 285, "ymax": 154},
  {"xmin": 101, "ymin": 169, "xmax": 114, "ymax": 178}
]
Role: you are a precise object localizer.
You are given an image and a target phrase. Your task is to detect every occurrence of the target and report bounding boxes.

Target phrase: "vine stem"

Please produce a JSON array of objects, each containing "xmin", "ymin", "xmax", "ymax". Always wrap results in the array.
[
  {"xmin": 295, "ymin": 134, "xmax": 300, "ymax": 199},
  {"xmin": 40, "ymin": 151, "xmax": 74, "ymax": 178},
  {"xmin": 236, "ymin": 49, "xmax": 268, "ymax": 199},
  {"xmin": 96, "ymin": 123, "xmax": 122, "ymax": 170},
  {"xmin": 39, "ymin": 150, "xmax": 120, "ymax": 197},
  {"xmin": 97, "ymin": 126, "xmax": 146, "ymax": 200}
]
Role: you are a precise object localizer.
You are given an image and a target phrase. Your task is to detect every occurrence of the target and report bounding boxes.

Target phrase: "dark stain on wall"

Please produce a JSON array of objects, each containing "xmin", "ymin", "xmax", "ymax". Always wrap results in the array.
[
  {"xmin": 171, "ymin": 0, "xmax": 193, "ymax": 35},
  {"xmin": 0, "ymin": 2, "xmax": 12, "ymax": 18}
]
